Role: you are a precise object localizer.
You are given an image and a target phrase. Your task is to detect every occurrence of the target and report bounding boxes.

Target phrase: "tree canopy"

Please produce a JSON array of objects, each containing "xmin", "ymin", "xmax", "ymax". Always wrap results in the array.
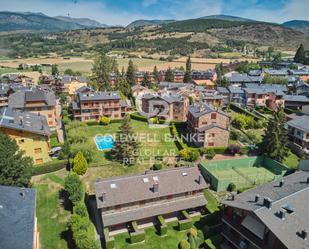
[
  {"xmin": 165, "ymin": 67, "xmax": 175, "ymax": 82},
  {"xmin": 183, "ymin": 56, "xmax": 192, "ymax": 83},
  {"xmin": 294, "ymin": 44, "xmax": 306, "ymax": 64},
  {"xmin": 0, "ymin": 133, "xmax": 33, "ymax": 187}
]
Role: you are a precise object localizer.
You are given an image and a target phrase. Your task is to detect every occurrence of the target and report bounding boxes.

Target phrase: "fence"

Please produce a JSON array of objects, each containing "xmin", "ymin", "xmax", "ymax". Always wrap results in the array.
[{"xmin": 199, "ymin": 156, "xmax": 289, "ymax": 191}]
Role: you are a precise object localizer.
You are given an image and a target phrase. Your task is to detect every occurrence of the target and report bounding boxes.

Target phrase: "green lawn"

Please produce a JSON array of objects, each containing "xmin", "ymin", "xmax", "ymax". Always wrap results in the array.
[
  {"xmin": 34, "ymin": 173, "xmax": 71, "ymax": 249},
  {"xmin": 284, "ymin": 151, "xmax": 300, "ymax": 169}
]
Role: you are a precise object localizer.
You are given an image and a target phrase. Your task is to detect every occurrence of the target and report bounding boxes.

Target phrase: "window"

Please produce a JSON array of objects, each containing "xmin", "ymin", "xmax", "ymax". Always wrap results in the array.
[
  {"xmin": 211, "ymin": 133, "xmax": 215, "ymax": 137},
  {"xmin": 34, "ymin": 148, "xmax": 42, "ymax": 154},
  {"xmin": 48, "ymin": 121, "xmax": 53, "ymax": 125},
  {"xmin": 35, "ymin": 158, "xmax": 43, "ymax": 164},
  {"xmin": 211, "ymin": 113, "xmax": 217, "ymax": 119},
  {"xmin": 208, "ymin": 142, "xmax": 214, "ymax": 146}
]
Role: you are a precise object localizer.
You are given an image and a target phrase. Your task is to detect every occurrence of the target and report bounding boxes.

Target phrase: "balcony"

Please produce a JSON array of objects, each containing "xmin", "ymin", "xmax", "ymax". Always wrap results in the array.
[{"xmin": 222, "ymin": 216, "xmax": 264, "ymax": 249}]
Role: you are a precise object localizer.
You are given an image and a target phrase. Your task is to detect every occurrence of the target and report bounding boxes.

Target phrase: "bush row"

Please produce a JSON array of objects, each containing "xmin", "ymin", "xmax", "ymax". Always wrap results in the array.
[
  {"xmin": 32, "ymin": 160, "xmax": 67, "ymax": 175},
  {"xmin": 130, "ymin": 112, "xmax": 148, "ymax": 122},
  {"xmin": 104, "ymin": 228, "xmax": 115, "ymax": 249},
  {"xmin": 170, "ymin": 122, "xmax": 188, "ymax": 150},
  {"xmin": 229, "ymin": 103, "xmax": 261, "ymax": 121}
]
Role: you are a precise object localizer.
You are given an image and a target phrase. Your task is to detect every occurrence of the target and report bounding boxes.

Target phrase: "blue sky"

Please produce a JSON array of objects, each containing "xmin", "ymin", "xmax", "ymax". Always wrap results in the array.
[{"xmin": 1, "ymin": 0, "xmax": 308, "ymax": 25}]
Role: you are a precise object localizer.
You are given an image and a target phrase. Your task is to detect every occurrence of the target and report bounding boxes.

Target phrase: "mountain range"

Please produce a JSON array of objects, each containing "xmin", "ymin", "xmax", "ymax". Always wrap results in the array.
[{"xmin": 0, "ymin": 11, "xmax": 308, "ymax": 34}]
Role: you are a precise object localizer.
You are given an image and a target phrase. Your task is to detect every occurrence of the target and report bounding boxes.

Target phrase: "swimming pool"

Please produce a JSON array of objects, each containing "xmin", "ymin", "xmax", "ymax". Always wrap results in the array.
[{"xmin": 94, "ymin": 135, "xmax": 114, "ymax": 150}]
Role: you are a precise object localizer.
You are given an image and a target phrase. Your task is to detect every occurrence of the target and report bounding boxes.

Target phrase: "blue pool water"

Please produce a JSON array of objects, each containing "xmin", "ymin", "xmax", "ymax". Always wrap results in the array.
[{"xmin": 95, "ymin": 135, "xmax": 114, "ymax": 150}]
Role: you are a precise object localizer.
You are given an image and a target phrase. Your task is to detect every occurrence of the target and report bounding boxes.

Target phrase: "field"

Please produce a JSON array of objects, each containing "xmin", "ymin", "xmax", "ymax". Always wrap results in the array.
[{"xmin": 200, "ymin": 156, "xmax": 288, "ymax": 191}]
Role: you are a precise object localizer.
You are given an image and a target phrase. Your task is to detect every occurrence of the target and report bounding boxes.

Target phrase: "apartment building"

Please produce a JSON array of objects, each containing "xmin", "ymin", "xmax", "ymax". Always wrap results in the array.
[
  {"xmin": 72, "ymin": 91, "xmax": 131, "ymax": 122},
  {"xmin": 227, "ymin": 86, "xmax": 245, "ymax": 105},
  {"xmin": 0, "ymin": 107, "xmax": 51, "ymax": 164},
  {"xmin": 243, "ymin": 85, "xmax": 285, "ymax": 110},
  {"xmin": 141, "ymin": 92, "xmax": 189, "ymax": 121},
  {"xmin": 94, "ymin": 166, "xmax": 208, "ymax": 231},
  {"xmin": 0, "ymin": 185, "xmax": 40, "ymax": 249},
  {"xmin": 187, "ymin": 103, "xmax": 230, "ymax": 147},
  {"xmin": 287, "ymin": 115, "xmax": 309, "ymax": 150},
  {"xmin": 159, "ymin": 70, "xmax": 185, "ymax": 83},
  {"xmin": 192, "ymin": 70, "xmax": 217, "ymax": 81},
  {"xmin": 221, "ymin": 170, "xmax": 309, "ymax": 249},
  {"xmin": 8, "ymin": 88, "xmax": 57, "ymax": 127}
]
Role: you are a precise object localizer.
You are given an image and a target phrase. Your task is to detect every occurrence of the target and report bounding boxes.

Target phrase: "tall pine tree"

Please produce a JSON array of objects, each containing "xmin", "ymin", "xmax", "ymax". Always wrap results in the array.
[
  {"xmin": 111, "ymin": 115, "xmax": 140, "ymax": 165},
  {"xmin": 183, "ymin": 56, "xmax": 192, "ymax": 83},
  {"xmin": 165, "ymin": 67, "xmax": 175, "ymax": 82},
  {"xmin": 261, "ymin": 105, "xmax": 289, "ymax": 162},
  {"xmin": 153, "ymin": 66, "xmax": 160, "ymax": 83},
  {"xmin": 91, "ymin": 52, "xmax": 116, "ymax": 90},
  {"xmin": 294, "ymin": 44, "xmax": 306, "ymax": 64},
  {"xmin": 126, "ymin": 59, "xmax": 137, "ymax": 86},
  {"xmin": 142, "ymin": 72, "xmax": 151, "ymax": 88},
  {"xmin": 0, "ymin": 133, "xmax": 33, "ymax": 187}
]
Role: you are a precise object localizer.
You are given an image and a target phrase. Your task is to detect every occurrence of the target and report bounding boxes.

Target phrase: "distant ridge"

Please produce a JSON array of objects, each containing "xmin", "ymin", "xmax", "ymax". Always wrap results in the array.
[
  {"xmin": 199, "ymin": 14, "xmax": 256, "ymax": 22},
  {"xmin": 282, "ymin": 20, "xmax": 309, "ymax": 34},
  {"xmin": 126, "ymin": 19, "xmax": 176, "ymax": 28},
  {"xmin": 54, "ymin": 16, "xmax": 108, "ymax": 28}
]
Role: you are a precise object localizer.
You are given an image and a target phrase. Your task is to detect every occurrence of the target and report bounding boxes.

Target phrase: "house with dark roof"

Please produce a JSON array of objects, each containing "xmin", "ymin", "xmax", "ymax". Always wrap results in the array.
[
  {"xmin": 94, "ymin": 166, "xmax": 208, "ymax": 231},
  {"xmin": 0, "ymin": 185, "xmax": 39, "ymax": 249},
  {"xmin": 8, "ymin": 88, "xmax": 57, "ymax": 127},
  {"xmin": 284, "ymin": 95, "xmax": 309, "ymax": 109},
  {"xmin": 221, "ymin": 170, "xmax": 309, "ymax": 249},
  {"xmin": 287, "ymin": 115, "xmax": 309, "ymax": 151},
  {"xmin": 187, "ymin": 103, "xmax": 230, "ymax": 147},
  {"xmin": 0, "ymin": 107, "xmax": 51, "ymax": 164},
  {"xmin": 227, "ymin": 86, "xmax": 245, "ymax": 105},
  {"xmin": 141, "ymin": 92, "xmax": 189, "ymax": 121},
  {"xmin": 72, "ymin": 91, "xmax": 131, "ymax": 122},
  {"xmin": 226, "ymin": 73, "xmax": 262, "ymax": 85}
]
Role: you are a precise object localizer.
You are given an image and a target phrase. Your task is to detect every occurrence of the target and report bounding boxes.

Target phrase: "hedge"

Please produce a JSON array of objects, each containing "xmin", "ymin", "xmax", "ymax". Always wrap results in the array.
[
  {"xmin": 157, "ymin": 216, "xmax": 167, "ymax": 236},
  {"xmin": 86, "ymin": 120, "xmax": 99, "ymax": 126},
  {"xmin": 130, "ymin": 112, "xmax": 148, "ymax": 122},
  {"xmin": 104, "ymin": 228, "xmax": 115, "ymax": 249},
  {"xmin": 229, "ymin": 103, "xmax": 261, "ymax": 120},
  {"xmin": 178, "ymin": 211, "xmax": 193, "ymax": 231},
  {"xmin": 170, "ymin": 122, "xmax": 188, "ymax": 150},
  {"xmin": 130, "ymin": 221, "xmax": 145, "ymax": 244},
  {"xmin": 32, "ymin": 160, "xmax": 67, "ymax": 175},
  {"xmin": 284, "ymin": 108, "xmax": 301, "ymax": 114}
]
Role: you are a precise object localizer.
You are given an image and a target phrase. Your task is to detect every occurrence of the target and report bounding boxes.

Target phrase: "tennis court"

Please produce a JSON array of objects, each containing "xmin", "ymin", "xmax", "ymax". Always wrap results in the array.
[{"xmin": 199, "ymin": 156, "xmax": 288, "ymax": 191}]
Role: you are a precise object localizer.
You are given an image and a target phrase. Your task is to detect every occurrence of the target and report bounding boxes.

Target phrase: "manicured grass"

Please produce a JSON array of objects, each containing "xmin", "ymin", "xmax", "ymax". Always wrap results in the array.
[
  {"xmin": 204, "ymin": 190, "xmax": 220, "ymax": 213},
  {"xmin": 284, "ymin": 151, "xmax": 300, "ymax": 169},
  {"xmin": 34, "ymin": 172, "xmax": 71, "ymax": 249}
]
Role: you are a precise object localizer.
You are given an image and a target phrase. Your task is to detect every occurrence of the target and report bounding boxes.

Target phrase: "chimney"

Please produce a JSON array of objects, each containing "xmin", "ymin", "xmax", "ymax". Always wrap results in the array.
[
  {"xmin": 278, "ymin": 209, "xmax": 286, "ymax": 220},
  {"xmin": 101, "ymin": 193, "xmax": 106, "ymax": 202},
  {"xmin": 230, "ymin": 193, "xmax": 235, "ymax": 201},
  {"xmin": 279, "ymin": 180, "xmax": 284, "ymax": 187},
  {"xmin": 263, "ymin": 197, "xmax": 272, "ymax": 209},
  {"xmin": 198, "ymin": 175, "xmax": 202, "ymax": 184},
  {"xmin": 20, "ymin": 187, "xmax": 26, "ymax": 198},
  {"xmin": 153, "ymin": 181, "xmax": 159, "ymax": 193},
  {"xmin": 255, "ymin": 194, "xmax": 260, "ymax": 203},
  {"xmin": 301, "ymin": 230, "xmax": 307, "ymax": 240}
]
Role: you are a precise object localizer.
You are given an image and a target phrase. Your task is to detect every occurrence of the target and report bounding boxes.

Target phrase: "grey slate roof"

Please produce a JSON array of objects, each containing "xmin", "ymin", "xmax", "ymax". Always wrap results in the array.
[
  {"xmin": 284, "ymin": 95, "xmax": 309, "ymax": 103},
  {"xmin": 287, "ymin": 115, "xmax": 309, "ymax": 133},
  {"xmin": 188, "ymin": 103, "xmax": 228, "ymax": 118},
  {"xmin": 222, "ymin": 171, "xmax": 309, "ymax": 249},
  {"xmin": 228, "ymin": 86, "xmax": 244, "ymax": 94},
  {"xmin": 8, "ymin": 89, "xmax": 56, "ymax": 108},
  {"xmin": 0, "ymin": 185, "xmax": 36, "ymax": 249},
  {"xmin": 227, "ymin": 73, "xmax": 262, "ymax": 83},
  {"xmin": 78, "ymin": 91, "xmax": 120, "ymax": 101},
  {"xmin": 143, "ymin": 92, "xmax": 185, "ymax": 104},
  {"xmin": 94, "ymin": 166, "xmax": 208, "ymax": 209},
  {"xmin": 217, "ymin": 87, "xmax": 229, "ymax": 94},
  {"xmin": 0, "ymin": 107, "xmax": 51, "ymax": 136}
]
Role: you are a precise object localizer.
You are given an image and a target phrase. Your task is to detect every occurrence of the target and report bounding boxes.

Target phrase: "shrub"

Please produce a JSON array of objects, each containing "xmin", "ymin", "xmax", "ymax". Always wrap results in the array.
[
  {"xmin": 153, "ymin": 162, "xmax": 163, "ymax": 170},
  {"xmin": 100, "ymin": 116, "xmax": 110, "ymax": 125},
  {"xmin": 228, "ymin": 144, "xmax": 240, "ymax": 155},
  {"xmin": 73, "ymin": 151, "xmax": 88, "ymax": 175},
  {"xmin": 86, "ymin": 120, "xmax": 98, "ymax": 126},
  {"xmin": 179, "ymin": 148, "xmax": 199, "ymax": 162},
  {"xmin": 227, "ymin": 182, "xmax": 236, "ymax": 192},
  {"xmin": 73, "ymin": 201, "xmax": 88, "ymax": 217},
  {"xmin": 130, "ymin": 231, "xmax": 145, "ymax": 244},
  {"xmin": 64, "ymin": 173, "xmax": 84, "ymax": 205},
  {"xmin": 71, "ymin": 142, "xmax": 95, "ymax": 163},
  {"xmin": 205, "ymin": 149, "xmax": 216, "ymax": 159},
  {"xmin": 179, "ymin": 240, "xmax": 190, "ymax": 249},
  {"xmin": 158, "ymin": 215, "xmax": 167, "ymax": 236},
  {"xmin": 239, "ymin": 147, "xmax": 249, "ymax": 155}
]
